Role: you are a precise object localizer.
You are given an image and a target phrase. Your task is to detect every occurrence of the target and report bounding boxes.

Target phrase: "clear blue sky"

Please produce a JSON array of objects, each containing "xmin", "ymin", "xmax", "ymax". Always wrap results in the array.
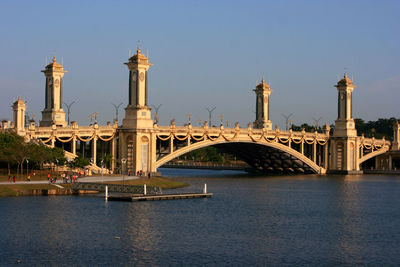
[{"xmin": 1, "ymin": 0, "xmax": 399, "ymax": 128}]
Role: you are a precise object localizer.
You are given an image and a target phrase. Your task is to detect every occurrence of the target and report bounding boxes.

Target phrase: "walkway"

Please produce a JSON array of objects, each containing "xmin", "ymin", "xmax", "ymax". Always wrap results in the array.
[{"xmin": 0, "ymin": 175, "xmax": 140, "ymax": 185}]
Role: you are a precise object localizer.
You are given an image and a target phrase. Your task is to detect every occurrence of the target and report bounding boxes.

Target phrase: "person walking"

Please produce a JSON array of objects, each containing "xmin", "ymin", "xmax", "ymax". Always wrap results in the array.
[
  {"xmin": 13, "ymin": 176, "xmax": 16, "ymax": 183},
  {"xmin": 27, "ymin": 174, "xmax": 31, "ymax": 182}
]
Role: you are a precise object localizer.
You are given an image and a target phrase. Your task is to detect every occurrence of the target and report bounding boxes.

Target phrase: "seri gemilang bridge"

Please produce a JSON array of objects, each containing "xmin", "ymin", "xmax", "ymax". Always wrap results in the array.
[{"xmin": 4, "ymin": 48, "xmax": 399, "ymax": 175}]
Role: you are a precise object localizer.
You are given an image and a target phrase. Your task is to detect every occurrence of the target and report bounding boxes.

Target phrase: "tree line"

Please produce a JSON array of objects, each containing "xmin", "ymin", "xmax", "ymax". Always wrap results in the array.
[
  {"xmin": 291, "ymin": 117, "xmax": 399, "ymax": 140},
  {"xmin": 0, "ymin": 132, "xmax": 66, "ymax": 176}
]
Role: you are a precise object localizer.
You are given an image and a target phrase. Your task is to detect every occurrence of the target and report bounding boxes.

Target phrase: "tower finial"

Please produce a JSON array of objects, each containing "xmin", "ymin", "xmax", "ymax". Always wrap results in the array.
[
  {"xmin": 137, "ymin": 40, "xmax": 141, "ymax": 54},
  {"xmin": 53, "ymin": 56, "xmax": 56, "ymax": 63}
]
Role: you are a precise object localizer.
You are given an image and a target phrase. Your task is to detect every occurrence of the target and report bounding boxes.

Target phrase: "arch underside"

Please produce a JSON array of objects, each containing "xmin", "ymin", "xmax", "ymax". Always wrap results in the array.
[
  {"xmin": 359, "ymin": 147, "xmax": 389, "ymax": 165},
  {"xmin": 213, "ymin": 143, "xmax": 317, "ymax": 174},
  {"xmin": 156, "ymin": 141, "xmax": 321, "ymax": 174}
]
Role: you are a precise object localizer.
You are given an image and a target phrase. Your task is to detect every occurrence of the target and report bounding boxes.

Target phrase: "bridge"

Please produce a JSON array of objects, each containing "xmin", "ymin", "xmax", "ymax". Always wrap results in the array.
[{"xmin": 3, "ymin": 49, "xmax": 398, "ymax": 175}]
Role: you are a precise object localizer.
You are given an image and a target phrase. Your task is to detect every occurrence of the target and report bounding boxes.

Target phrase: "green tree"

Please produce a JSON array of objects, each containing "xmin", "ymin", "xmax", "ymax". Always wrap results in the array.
[{"xmin": 72, "ymin": 153, "xmax": 90, "ymax": 168}]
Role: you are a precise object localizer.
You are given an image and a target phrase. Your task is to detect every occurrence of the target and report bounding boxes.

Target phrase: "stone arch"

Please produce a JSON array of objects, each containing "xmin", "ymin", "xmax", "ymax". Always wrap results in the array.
[
  {"xmin": 155, "ymin": 139, "xmax": 325, "ymax": 174},
  {"xmin": 359, "ymin": 147, "xmax": 390, "ymax": 165}
]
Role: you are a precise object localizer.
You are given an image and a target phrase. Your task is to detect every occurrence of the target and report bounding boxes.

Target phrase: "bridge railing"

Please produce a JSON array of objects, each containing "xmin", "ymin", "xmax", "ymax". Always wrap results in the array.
[
  {"xmin": 360, "ymin": 136, "xmax": 391, "ymax": 150},
  {"xmin": 155, "ymin": 125, "xmax": 329, "ymax": 142}
]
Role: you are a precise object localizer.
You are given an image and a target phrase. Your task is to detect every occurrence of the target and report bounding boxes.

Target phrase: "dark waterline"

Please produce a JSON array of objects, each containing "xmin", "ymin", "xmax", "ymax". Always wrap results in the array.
[{"xmin": 0, "ymin": 168, "xmax": 399, "ymax": 266}]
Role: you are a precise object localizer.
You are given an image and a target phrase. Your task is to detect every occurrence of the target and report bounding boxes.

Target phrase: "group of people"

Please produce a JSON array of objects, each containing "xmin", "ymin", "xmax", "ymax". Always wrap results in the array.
[
  {"xmin": 127, "ymin": 170, "xmax": 151, "ymax": 179},
  {"xmin": 8, "ymin": 175, "xmax": 16, "ymax": 183},
  {"xmin": 6, "ymin": 171, "xmax": 88, "ymax": 184},
  {"xmin": 61, "ymin": 171, "xmax": 85, "ymax": 184}
]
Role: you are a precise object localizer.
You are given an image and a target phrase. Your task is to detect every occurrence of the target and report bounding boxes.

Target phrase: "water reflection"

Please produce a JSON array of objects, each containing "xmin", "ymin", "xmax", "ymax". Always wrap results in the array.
[{"xmin": 0, "ymin": 172, "xmax": 399, "ymax": 265}]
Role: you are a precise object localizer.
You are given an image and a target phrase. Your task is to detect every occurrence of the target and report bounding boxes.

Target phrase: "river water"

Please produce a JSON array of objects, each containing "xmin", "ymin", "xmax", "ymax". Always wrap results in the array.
[{"xmin": 0, "ymin": 168, "xmax": 399, "ymax": 266}]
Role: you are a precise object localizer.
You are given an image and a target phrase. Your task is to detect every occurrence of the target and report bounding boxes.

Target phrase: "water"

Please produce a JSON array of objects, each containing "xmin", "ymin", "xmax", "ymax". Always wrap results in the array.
[{"xmin": 0, "ymin": 169, "xmax": 399, "ymax": 266}]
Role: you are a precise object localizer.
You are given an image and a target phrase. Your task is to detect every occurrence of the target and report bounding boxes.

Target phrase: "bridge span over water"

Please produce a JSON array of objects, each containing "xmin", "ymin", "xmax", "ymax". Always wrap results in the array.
[{"xmin": 3, "ymin": 50, "xmax": 399, "ymax": 175}]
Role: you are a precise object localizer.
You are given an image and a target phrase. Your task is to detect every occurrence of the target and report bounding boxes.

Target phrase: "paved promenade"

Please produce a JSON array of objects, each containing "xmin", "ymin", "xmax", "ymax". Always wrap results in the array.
[{"xmin": 0, "ymin": 175, "xmax": 139, "ymax": 185}]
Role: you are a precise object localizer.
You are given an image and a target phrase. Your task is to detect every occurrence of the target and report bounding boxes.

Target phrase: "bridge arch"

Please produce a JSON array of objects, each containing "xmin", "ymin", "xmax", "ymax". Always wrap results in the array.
[
  {"xmin": 155, "ymin": 139, "xmax": 326, "ymax": 174},
  {"xmin": 359, "ymin": 147, "xmax": 390, "ymax": 165}
]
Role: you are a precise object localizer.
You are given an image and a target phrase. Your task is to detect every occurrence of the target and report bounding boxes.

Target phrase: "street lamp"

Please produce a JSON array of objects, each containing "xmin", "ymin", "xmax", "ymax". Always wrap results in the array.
[
  {"xmin": 111, "ymin": 102, "xmax": 123, "ymax": 123},
  {"xmin": 312, "ymin": 117, "xmax": 323, "ymax": 131},
  {"xmin": 206, "ymin": 107, "xmax": 216, "ymax": 126},
  {"xmin": 282, "ymin": 113, "xmax": 293, "ymax": 131},
  {"xmin": 151, "ymin": 104, "xmax": 162, "ymax": 124},
  {"xmin": 63, "ymin": 101, "xmax": 76, "ymax": 125},
  {"xmin": 121, "ymin": 158, "xmax": 127, "ymax": 185},
  {"xmin": 89, "ymin": 112, "xmax": 98, "ymax": 124},
  {"xmin": 188, "ymin": 113, "xmax": 192, "ymax": 125},
  {"xmin": 219, "ymin": 115, "xmax": 224, "ymax": 126}
]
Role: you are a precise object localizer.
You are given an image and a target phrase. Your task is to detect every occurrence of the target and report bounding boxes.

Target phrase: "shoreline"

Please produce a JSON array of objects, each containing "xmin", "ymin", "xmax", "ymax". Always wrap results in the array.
[{"xmin": 0, "ymin": 176, "xmax": 188, "ymax": 197}]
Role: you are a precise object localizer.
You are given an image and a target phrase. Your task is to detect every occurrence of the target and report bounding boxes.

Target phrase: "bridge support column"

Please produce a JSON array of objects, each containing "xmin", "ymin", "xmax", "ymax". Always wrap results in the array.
[
  {"xmin": 92, "ymin": 136, "xmax": 97, "ymax": 165},
  {"xmin": 111, "ymin": 137, "xmax": 116, "ymax": 172},
  {"xmin": 169, "ymin": 136, "xmax": 174, "ymax": 154},
  {"xmin": 187, "ymin": 136, "xmax": 191, "ymax": 146},
  {"xmin": 324, "ymin": 143, "xmax": 328, "ymax": 169},
  {"xmin": 301, "ymin": 140, "xmax": 304, "ymax": 155},
  {"xmin": 72, "ymin": 136, "xmax": 76, "ymax": 155},
  {"xmin": 150, "ymin": 132, "xmax": 157, "ymax": 174},
  {"xmin": 313, "ymin": 142, "xmax": 317, "ymax": 163},
  {"xmin": 51, "ymin": 136, "xmax": 55, "ymax": 148},
  {"xmin": 388, "ymin": 154, "xmax": 392, "ymax": 170}
]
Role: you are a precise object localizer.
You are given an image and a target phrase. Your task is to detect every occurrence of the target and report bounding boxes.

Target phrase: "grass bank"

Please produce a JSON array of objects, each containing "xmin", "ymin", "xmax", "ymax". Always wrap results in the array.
[
  {"xmin": 107, "ymin": 177, "xmax": 188, "ymax": 189},
  {"xmin": 0, "ymin": 177, "xmax": 188, "ymax": 197},
  {"xmin": 0, "ymin": 184, "xmax": 73, "ymax": 197}
]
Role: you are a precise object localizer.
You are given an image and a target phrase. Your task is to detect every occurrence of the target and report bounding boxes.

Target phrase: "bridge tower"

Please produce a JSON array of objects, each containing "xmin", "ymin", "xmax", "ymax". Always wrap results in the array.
[
  {"xmin": 393, "ymin": 122, "xmax": 400, "ymax": 151},
  {"xmin": 40, "ymin": 56, "xmax": 67, "ymax": 127},
  {"xmin": 120, "ymin": 47, "xmax": 154, "ymax": 175},
  {"xmin": 12, "ymin": 97, "xmax": 26, "ymax": 136},
  {"xmin": 329, "ymin": 73, "xmax": 361, "ymax": 173},
  {"xmin": 253, "ymin": 78, "xmax": 273, "ymax": 130}
]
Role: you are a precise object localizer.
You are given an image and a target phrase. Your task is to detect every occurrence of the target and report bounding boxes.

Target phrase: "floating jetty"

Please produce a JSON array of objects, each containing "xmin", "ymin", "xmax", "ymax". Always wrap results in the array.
[{"xmin": 108, "ymin": 192, "xmax": 213, "ymax": 202}]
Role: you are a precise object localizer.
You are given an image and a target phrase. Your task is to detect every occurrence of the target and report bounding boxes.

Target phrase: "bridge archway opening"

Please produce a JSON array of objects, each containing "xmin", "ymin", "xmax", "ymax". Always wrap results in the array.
[{"xmin": 157, "ymin": 141, "xmax": 320, "ymax": 174}]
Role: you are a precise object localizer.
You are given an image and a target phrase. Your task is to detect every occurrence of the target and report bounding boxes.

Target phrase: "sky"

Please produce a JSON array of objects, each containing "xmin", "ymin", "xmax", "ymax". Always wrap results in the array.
[{"xmin": 0, "ymin": 0, "xmax": 399, "ymax": 129}]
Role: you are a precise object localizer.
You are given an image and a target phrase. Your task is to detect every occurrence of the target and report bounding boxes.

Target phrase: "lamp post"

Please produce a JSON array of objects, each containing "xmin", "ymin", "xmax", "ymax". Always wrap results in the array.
[
  {"xmin": 282, "ymin": 113, "xmax": 293, "ymax": 131},
  {"xmin": 111, "ymin": 102, "xmax": 123, "ymax": 123},
  {"xmin": 206, "ymin": 107, "xmax": 216, "ymax": 126},
  {"xmin": 63, "ymin": 101, "xmax": 76, "ymax": 125},
  {"xmin": 312, "ymin": 117, "xmax": 323, "ymax": 131},
  {"xmin": 188, "ymin": 113, "xmax": 192, "ymax": 125},
  {"xmin": 151, "ymin": 104, "xmax": 162, "ymax": 124},
  {"xmin": 219, "ymin": 115, "xmax": 224, "ymax": 126},
  {"xmin": 121, "ymin": 158, "xmax": 127, "ymax": 185}
]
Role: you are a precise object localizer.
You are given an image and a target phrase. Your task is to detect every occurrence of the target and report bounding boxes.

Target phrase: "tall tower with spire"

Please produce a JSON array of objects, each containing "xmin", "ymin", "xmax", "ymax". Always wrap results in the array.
[
  {"xmin": 253, "ymin": 78, "xmax": 273, "ymax": 130},
  {"xmin": 122, "ymin": 47, "xmax": 153, "ymax": 129},
  {"xmin": 329, "ymin": 73, "xmax": 360, "ymax": 173},
  {"xmin": 120, "ymin": 47, "xmax": 154, "ymax": 176},
  {"xmin": 13, "ymin": 97, "xmax": 26, "ymax": 135},
  {"xmin": 40, "ymin": 56, "xmax": 67, "ymax": 127}
]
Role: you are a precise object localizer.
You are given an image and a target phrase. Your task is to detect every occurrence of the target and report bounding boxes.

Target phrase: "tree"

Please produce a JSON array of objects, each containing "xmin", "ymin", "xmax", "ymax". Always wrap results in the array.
[
  {"xmin": 72, "ymin": 153, "xmax": 90, "ymax": 168},
  {"xmin": 0, "ymin": 132, "xmax": 24, "ymax": 176}
]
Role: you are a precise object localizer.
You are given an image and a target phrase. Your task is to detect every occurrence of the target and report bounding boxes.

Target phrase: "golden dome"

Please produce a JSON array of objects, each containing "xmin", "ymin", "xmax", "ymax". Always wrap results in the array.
[
  {"xmin": 256, "ymin": 77, "xmax": 270, "ymax": 89},
  {"xmin": 337, "ymin": 72, "xmax": 353, "ymax": 86}
]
